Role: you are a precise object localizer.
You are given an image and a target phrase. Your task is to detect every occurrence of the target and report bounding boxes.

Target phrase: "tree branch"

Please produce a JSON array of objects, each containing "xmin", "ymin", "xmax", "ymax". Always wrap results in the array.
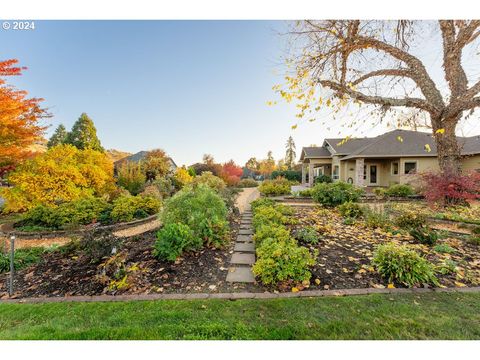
[
  {"xmin": 319, "ymin": 79, "xmax": 435, "ymax": 112},
  {"xmin": 351, "ymin": 68, "xmax": 412, "ymax": 86}
]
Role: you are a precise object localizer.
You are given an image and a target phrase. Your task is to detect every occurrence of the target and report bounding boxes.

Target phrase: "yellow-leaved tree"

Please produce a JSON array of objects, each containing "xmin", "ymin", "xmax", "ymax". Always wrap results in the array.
[
  {"xmin": 1, "ymin": 144, "xmax": 114, "ymax": 212},
  {"xmin": 174, "ymin": 166, "xmax": 193, "ymax": 188}
]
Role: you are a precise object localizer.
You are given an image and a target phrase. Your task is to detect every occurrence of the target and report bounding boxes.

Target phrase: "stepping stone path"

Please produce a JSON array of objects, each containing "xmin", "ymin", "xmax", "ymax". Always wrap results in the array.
[{"xmin": 226, "ymin": 208, "xmax": 256, "ymax": 283}]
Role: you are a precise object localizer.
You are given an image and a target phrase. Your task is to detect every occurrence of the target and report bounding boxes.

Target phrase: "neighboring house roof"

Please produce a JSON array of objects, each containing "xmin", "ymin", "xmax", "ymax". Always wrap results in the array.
[
  {"xmin": 114, "ymin": 151, "xmax": 177, "ymax": 169},
  {"xmin": 300, "ymin": 129, "xmax": 480, "ymax": 162},
  {"xmin": 300, "ymin": 146, "xmax": 332, "ymax": 161}
]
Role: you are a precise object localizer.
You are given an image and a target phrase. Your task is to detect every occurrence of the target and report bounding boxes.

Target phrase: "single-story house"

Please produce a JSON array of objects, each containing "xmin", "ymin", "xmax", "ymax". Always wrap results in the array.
[{"xmin": 299, "ymin": 129, "xmax": 480, "ymax": 187}]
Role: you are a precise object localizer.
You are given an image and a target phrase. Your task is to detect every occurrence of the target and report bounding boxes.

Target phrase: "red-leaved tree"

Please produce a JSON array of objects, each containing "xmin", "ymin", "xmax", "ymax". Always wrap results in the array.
[{"xmin": 220, "ymin": 160, "xmax": 243, "ymax": 186}]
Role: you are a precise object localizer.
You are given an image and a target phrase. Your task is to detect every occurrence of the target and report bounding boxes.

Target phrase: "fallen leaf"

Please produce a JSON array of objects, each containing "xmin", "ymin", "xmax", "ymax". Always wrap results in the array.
[{"xmin": 387, "ymin": 283, "xmax": 395, "ymax": 289}]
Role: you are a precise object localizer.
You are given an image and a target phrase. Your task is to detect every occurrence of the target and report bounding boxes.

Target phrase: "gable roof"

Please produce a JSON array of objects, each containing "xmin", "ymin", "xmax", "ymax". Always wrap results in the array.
[
  {"xmin": 300, "ymin": 129, "xmax": 480, "ymax": 162},
  {"xmin": 300, "ymin": 146, "xmax": 332, "ymax": 161},
  {"xmin": 324, "ymin": 137, "xmax": 372, "ymax": 155}
]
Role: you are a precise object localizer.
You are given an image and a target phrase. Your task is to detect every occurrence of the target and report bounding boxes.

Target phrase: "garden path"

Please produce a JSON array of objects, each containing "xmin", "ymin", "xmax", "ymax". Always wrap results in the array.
[{"xmin": 226, "ymin": 188, "xmax": 259, "ymax": 283}]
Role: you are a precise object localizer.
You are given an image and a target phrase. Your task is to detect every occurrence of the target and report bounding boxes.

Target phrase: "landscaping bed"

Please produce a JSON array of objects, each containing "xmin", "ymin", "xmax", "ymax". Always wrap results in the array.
[
  {"xmin": 0, "ymin": 213, "xmax": 265, "ymax": 298},
  {"xmin": 289, "ymin": 206, "xmax": 480, "ymax": 290}
]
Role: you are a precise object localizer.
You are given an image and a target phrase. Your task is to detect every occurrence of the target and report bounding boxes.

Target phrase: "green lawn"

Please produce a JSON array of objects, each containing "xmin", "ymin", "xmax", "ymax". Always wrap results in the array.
[{"xmin": 0, "ymin": 292, "xmax": 479, "ymax": 339}]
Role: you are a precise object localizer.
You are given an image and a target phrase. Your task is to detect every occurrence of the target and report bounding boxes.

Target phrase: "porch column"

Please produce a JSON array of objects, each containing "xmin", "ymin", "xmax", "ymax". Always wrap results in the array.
[
  {"xmin": 355, "ymin": 158, "xmax": 365, "ymax": 187},
  {"xmin": 308, "ymin": 163, "xmax": 314, "ymax": 187},
  {"xmin": 301, "ymin": 163, "xmax": 307, "ymax": 185}
]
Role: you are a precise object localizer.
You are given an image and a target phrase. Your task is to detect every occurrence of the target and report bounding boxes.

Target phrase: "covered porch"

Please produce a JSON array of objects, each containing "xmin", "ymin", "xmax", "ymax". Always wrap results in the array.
[
  {"xmin": 301, "ymin": 159, "xmax": 333, "ymax": 186},
  {"xmin": 341, "ymin": 158, "xmax": 402, "ymax": 187}
]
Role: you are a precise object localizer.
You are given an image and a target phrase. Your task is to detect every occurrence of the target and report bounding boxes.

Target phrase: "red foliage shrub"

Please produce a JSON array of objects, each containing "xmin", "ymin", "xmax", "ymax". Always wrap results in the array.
[
  {"xmin": 418, "ymin": 170, "xmax": 480, "ymax": 206},
  {"xmin": 220, "ymin": 160, "xmax": 243, "ymax": 186}
]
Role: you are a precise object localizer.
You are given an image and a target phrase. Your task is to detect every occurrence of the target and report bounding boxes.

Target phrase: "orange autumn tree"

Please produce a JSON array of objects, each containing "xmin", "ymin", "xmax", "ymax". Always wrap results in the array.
[
  {"xmin": 220, "ymin": 160, "xmax": 243, "ymax": 186},
  {"xmin": 0, "ymin": 59, "xmax": 48, "ymax": 177}
]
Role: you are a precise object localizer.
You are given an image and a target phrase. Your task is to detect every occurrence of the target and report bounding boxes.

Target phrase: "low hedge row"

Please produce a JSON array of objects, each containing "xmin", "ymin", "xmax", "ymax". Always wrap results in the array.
[{"xmin": 250, "ymin": 198, "xmax": 317, "ymax": 285}]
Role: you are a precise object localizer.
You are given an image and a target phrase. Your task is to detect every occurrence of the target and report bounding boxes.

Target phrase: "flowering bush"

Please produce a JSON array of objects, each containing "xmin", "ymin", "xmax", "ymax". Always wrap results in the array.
[{"xmin": 418, "ymin": 170, "xmax": 480, "ymax": 206}]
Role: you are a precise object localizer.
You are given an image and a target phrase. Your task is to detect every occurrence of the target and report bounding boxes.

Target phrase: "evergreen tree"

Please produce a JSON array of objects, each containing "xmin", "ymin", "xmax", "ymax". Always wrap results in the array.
[
  {"xmin": 47, "ymin": 124, "xmax": 68, "ymax": 148},
  {"xmin": 285, "ymin": 136, "xmax": 296, "ymax": 169},
  {"xmin": 66, "ymin": 113, "xmax": 104, "ymax": 151}
]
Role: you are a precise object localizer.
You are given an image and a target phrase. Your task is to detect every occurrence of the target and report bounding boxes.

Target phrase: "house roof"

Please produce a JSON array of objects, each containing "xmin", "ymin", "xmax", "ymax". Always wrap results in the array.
[
  {"xmin": 300, "ymin": 129, "xmax": 480, "ymax": 162},
  {"xmin": 324, "ymin": 137, "xmax": 372, "ymax": 155},
  {"xmin": 114, "ymin": 151, "xmax": 177, "ymax": 168},
  {"xmin": 300, "ymin": 146, "xmax": 332, "ymax": 161}
]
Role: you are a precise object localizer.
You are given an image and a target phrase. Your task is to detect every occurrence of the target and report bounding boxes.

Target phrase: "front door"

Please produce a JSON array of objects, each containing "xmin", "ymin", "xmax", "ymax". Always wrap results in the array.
[{"xmin": 368, "ymin": 165, "xmax": 378, "ymax": 185}]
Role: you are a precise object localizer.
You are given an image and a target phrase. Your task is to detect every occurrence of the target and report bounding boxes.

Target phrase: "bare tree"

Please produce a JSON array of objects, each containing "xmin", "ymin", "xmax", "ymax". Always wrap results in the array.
[{"xmin": 280, "ymin": 20, "xmax": 480, "ymax": 176}]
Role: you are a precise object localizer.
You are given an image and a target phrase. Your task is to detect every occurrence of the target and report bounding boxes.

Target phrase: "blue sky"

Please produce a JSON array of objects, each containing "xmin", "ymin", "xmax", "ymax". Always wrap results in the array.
[{"xmin": 1, "ymin": 21, "xmax": 479, "ymax": 166}]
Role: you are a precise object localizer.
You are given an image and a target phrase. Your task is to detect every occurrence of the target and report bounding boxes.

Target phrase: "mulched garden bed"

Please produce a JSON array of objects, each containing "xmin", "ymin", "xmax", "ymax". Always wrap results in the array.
[
  {"xmin": 288, "ymin": 206, "xmax": 480, "ymax": 291},
  {"xmin": 0, "ymin": 214, "xmax": 264, "ymax": 299}
]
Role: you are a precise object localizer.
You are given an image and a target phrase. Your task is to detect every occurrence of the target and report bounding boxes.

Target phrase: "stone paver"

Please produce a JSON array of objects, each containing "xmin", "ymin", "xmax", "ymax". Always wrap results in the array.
[
  {"xmin": 236, "ymin": 235, "xmax": 253, "ymax": 243},
  {"xmin": 226, "ymin": 267, "xmax": 255, "ymax": 283},
  {"xmin": 234, "ymin": 242, "xmax": 255, "ymax": 253},
  {"xmin": 231, "ymin": 252, "xmax": 255, "ymax": 265},
  {"xmin": 239, "ymin": 229, "xmax": 253, "ymax": 235}
]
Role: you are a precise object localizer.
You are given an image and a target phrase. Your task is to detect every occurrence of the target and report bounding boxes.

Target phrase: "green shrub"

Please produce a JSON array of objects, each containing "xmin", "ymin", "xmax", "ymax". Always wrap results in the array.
[
  {"xmin": 314, "ymin": 174, "xmax": 332, "ymax": 184},
  {"xmin": 363, "ymin": 208, "xmax": 391, "ymax": 230},
  {"xmin": 252, "ymin": 205, "xmax": 287, "ymax": 230},
  {"xmin": 472, "ymin": 227, "xmax": 480, "ymax": 235},
  {"xmin": 253, "ymin": 224, "xmax": 291, "ymax": 246},
  {"xmin": 251, "ymin": 198, "xmax": 276, "ymax": 211},
  {"xmin": 295, "ymin": 226, "xmax": 320, "ymax": 245},
  {"xmin": 270, "ymin": 170, "xmax": 301, "ymax": 182},
  {"xmin": 467, "ymin": 236, "xmax": 480, "ymax": 246},
  {"xmin": 298, "ymin": 188, "xmax": 313, "ymax": 197},
  {"xmin": 237, "ymin": 178, "xmax": 258, "ymax": 188},
  {"xmin": 311, "ymin": 182, "xmax": 364, "ymax": 207},
  {"xmin": 372, "ymin": 243, "xmax": 439, "ymax": 287},
  {"xmin": 338, "ymin": 201, "xmax": 364, "ymax": 219},
  {"xmin": 394, "ymin": 210, "xmax": 427, "ymax": 229},
  {"xmin": 409, "ymin": 227, "xmax": 438, "ymax": 246},
  {"xmin": 343, "ymin": 217, "xmax": 356, "ymax": 225},
  {"xmin": 252, "ymin": 238, "xmax": 317, "ymax": 285},
  {"xmin": 433, "ymin": 244, "xmax": 456, "ymax": 254},
  {"xmin": 191, "ymin": 171, "xmax": 226, "ymax": 192},
  {"xmin": 154, "ymin": 223, "xmax": 201, "ymax": 261},
  {"xmin": 258, "ymin": 178, "xmax": 291, "ymax": 196},
  {"xmin": 117, "ymin": 161, "xmax": 147, "ymax": 195},
  {"xmin": 19, "ymin": 197, "xmax": 111, "ymax": 230},
  {"xmin": 384, "ymin": 184, "xmax": 415, "ymax": 197},
  {"xmin": 161, "ymin": 184, "xmax": 229, "ymax": 248},
  {"xmin": 436, "ymin": 259, "xmax": 457, "ymax": 275},
  {"xmin": 0, "ymin": 247, "xmax": 46, "ymax": 273},
  {"xmin": 373, "ymin": 187, "xmax": 386, "ymax": 198},
  {"xmin": 111, "ymin": 194, "xmax": 161, "ymax": 223}
]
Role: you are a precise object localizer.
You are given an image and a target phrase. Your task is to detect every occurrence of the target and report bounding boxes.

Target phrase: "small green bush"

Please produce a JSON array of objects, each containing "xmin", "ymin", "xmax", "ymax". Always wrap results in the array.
[
  {"xmin": 298, "ymin": 188, "xmax": 313, "ymax": 197},
  {"xmin": 343, "ymin": 217, "xmax": 355, "ymax": 225},
  {"xmin": 154, "ymin": 223, "xmax": 201, "ymax": 261},
  {"xmin": 314, "ymin": 174, "xmax": 332, "ymax": 184},
  {"xmin": 258, "ymin": 178, "xmax": 291, "ymax": 196},
  {"xmin": 363, "ymin": 209, "xmax": 391, "ymax": 230},
  {"xmin": 19, "ymin": 197, "xmax": 112, "ymax": 230},
  {"xmin": 237, "ymin": 178, "xmax": 258, "ymax": 188},
  {"xmin": 252, "ymin": 205, "xmax": 288, "ymax": 230},
  {"xmin": 0, "ymin": 247, "xmax": 46, "ymax": 273},
  {"xmin": 253, "ymin": 224, "xmax": 291, "ymax": 246},
  {"xmin": 436, "ymin": 259, "xmax": 457, "ymax": 275},
  {"xmin": 372, "ymin": 243, "xmax": 439, "ymax": 287},
  {"xmin": 471, "ymin": 227, "xmax": 480, "ymax": 235},
  {"xmin": 384, "ymin": 184, "xmax": 415, "ymax": 197},
  {"xmin": 111, "ymin": 194, "xmax": 161, "ymax": 223},
  {"xmin": 467, "ymin": 236, "xmax": 480, "ymax": 246},
  {"xmin": 433, "ymin": 244, "xmax": 456, "ymax": 254},
  {"xmin": 409, "ymin": 227, "xmax": 438, "ymax": 246},
  {"xmin": 251, "ymin": 198, "xmax": 276, "ymax": 211},
  {"xmin": 252, "ymin": 238, "xmax": 317, "ymax": 285},
  {"xmin": 373, "ymin": 187, "xmax": 386, "ymax": 198},
  {"xmin": 311, "ymin": 182, "xmax": 364, "ymax": 207},
  {"xmin": 394, "ymin": 210, "xmax": 427, "ymax": 229},
  {"xmin": 161, "ymin": 184, "xmax": 229, "ymax": 248},
  {"xmin": 270, "ymin": 170, "xmax": 302, "ymax": 182},
  {"xmin": 190, "ymin": 171, "xmax": 226, "ymax": 192},
  {"xmin": 295, "ymin": 226, "xmax": 320, "ymax": 245},
  {"xmin": 338, "ymin": 201, "xmax": 364, "ymax": 219}
]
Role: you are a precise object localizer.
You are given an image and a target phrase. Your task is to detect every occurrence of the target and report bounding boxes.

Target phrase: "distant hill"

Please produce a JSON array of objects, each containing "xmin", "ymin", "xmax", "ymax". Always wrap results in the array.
[{"xmin": 107, "ymin": 149, "xmax": 132, "ymax": 162}]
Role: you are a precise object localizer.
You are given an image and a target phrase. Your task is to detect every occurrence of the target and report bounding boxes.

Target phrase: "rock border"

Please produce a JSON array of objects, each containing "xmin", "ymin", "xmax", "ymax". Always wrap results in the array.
[{"xmin": 2, "ymin": 286, "xmax": 479, "ymax": 304}]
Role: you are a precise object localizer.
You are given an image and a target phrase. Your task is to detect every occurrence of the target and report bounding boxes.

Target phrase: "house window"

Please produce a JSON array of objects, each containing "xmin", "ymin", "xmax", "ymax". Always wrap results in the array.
[
  {"xmin": 404, "ymin": 161, "xmax": 417, "ymax": 174},
  {"xmin": 333, "ymin": 165, "xmax": 339, "ymax": 180},
  {"xmin": 363, "ymin": 165, "xmax": 367, "ymax": 180},
  {"xmin": 391, "ymin": 162, "xmax": 399, "ymax": 175}
]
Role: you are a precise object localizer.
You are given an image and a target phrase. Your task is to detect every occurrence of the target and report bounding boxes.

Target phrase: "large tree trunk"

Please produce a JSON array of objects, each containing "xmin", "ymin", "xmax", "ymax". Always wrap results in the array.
[{"xmin": 432, "ymin": 115, "xmax": 462, "ymax": 176}]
